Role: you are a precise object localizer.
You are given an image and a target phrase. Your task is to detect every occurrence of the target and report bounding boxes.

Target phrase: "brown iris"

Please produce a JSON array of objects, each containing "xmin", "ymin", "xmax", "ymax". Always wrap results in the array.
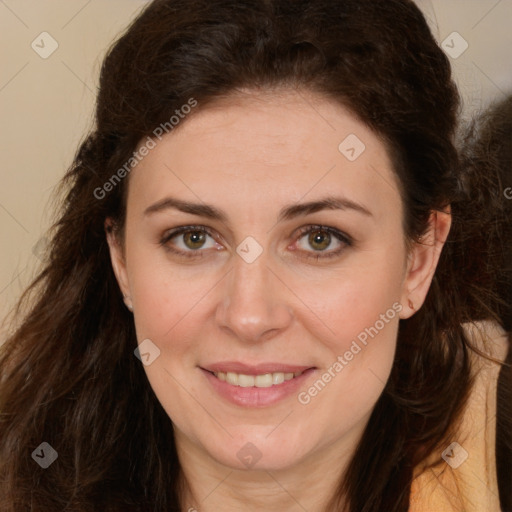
[
  {"xmin": 183, "ymin": 231, "xmax": 207, "ymax": 249},
  {"xmin": 308, "ymin": 229, "xmax": 331, "ymax": 251}
]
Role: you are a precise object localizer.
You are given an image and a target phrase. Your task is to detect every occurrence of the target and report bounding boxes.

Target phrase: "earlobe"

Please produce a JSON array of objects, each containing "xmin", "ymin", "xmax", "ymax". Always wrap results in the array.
[
  {"xmin": 105, "ymin": 219, "xmax": 131, "ymax": 301},
  {"xmin": 399, "ymin": 208, "xmax": 451, "ymax": 319}
]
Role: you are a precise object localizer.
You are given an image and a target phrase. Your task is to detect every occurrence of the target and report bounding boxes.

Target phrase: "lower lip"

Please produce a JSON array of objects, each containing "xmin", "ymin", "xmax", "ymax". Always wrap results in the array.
[{"xmin": 201, "ymin": 368, "xmax": 316, "ymax": 407}]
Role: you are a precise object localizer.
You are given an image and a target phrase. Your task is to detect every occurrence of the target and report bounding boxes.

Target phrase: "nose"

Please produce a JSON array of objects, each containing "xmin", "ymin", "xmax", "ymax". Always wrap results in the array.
[{"xmin": 215, "ymin": 253, "xmax": 294, "ymax": 344}]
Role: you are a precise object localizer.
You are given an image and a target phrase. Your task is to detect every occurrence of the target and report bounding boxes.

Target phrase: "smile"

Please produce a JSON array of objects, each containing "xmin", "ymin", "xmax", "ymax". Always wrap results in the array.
[
  {"xmin": 213, "ymin": 370, "xmax": 304, "ymax": 388},
  {"xmin": 202, "ymin": 366, "xmax": 316, "ymax": 407}
]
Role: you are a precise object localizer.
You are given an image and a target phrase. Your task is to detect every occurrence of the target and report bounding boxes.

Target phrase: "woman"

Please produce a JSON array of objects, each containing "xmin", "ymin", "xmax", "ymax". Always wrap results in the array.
[{"xmin": 0, "ymin": 0, "xmax": 509, "ymax": 510}]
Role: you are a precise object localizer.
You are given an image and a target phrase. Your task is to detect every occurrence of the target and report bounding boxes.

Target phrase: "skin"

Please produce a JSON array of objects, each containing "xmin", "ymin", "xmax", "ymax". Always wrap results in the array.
[{"xmin": 107, "ymin": 88, "xmax": 451, "ymax": 512}]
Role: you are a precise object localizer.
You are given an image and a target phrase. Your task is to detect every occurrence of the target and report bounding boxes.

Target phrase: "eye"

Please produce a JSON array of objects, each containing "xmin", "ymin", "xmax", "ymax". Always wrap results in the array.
[
  {"xmin": 159, "ymin": 224, "xmax": 352, "ymax": 261},
  {"xmin": 160, "ymin": 226, "xmax": 223, "ymax": 258},
  {"xmin": 293, "ymin": 225, "xmax": 352, "ymax": 259}
]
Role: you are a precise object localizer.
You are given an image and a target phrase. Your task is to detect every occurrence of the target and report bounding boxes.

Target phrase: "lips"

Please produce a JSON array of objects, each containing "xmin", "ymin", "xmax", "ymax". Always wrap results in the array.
[{"xmin": 200, "ymin": 362, "xmax": 316, "ymax": 407}]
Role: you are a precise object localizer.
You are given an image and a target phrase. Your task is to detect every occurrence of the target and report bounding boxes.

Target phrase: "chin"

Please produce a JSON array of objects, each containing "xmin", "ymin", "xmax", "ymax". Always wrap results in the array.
[{"xmin": 202, "ymin": 432, "xmax": 310, "ymax": 472}]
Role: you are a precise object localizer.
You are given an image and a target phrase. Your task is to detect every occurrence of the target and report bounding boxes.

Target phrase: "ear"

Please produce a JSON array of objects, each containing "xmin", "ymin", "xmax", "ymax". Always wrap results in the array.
[
  {"xmin": 399, "ymin": 207, "xmax": 451, "ymax": 319},
  {"xmin": 105, "ymin": 218, "xmax": 131, "ymax": 300}
]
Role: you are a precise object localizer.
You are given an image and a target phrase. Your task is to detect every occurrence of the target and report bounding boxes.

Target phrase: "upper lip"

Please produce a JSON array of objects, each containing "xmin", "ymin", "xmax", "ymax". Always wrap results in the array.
[{"xmin": 202, "ymin": 362, "xmax": 315, "ymax": 375}]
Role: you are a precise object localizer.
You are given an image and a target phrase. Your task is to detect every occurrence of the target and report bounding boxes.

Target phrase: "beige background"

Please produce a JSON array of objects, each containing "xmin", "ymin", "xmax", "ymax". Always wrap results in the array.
[{"xmin": 1, "ymin": 0, "xmax": 512, "ymax": 330}]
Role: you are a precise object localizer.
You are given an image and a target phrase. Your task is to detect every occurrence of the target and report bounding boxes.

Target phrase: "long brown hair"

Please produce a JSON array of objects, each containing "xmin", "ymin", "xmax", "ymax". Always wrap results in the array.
[
  {"xmin": 0, "ymin": 1, "xmax": 508, "ymax": 510},
  {"xmin": 458, "ymin": 94, "xmax": 512, "ymax": 511}
]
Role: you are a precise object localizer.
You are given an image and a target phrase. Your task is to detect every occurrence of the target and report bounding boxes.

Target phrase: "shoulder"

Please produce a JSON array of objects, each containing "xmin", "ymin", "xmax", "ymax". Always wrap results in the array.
[{"xmin": 409, "ymin": 320, "xmax": 509, "ymax": 512}]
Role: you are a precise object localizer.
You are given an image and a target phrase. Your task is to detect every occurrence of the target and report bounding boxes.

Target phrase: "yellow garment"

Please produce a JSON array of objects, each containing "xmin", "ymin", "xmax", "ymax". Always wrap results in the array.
[{"xmin": 409, "ymin": 320, "xmax": 509, "ymax": 512}]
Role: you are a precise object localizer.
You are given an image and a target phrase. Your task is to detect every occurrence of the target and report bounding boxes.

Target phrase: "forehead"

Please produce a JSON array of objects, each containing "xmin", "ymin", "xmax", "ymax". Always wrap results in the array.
[{"xmin": 127, "ymin": 89, "xmax": 402, "ymax": 222}]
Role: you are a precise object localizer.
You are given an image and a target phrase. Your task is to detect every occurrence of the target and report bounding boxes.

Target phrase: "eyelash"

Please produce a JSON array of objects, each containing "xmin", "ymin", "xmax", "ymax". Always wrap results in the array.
[{"xmin": 159, "ymin": 224, "xmax": 353, "ymax": 261}]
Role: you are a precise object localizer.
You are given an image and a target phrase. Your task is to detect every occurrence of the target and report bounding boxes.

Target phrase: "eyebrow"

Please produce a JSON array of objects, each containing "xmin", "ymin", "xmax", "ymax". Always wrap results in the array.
[{"xmin": 143, "ymin": 195, "xmax": 373, "ymax": 222}]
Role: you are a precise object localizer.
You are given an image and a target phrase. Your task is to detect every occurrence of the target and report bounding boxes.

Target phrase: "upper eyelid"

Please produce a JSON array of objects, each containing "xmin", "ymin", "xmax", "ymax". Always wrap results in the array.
[{"xmin": 294, "ymin": 224, "xmax": 351, "ymax": 241}]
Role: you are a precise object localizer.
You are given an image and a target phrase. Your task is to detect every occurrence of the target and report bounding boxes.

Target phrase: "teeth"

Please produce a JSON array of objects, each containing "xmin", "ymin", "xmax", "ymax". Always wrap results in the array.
[
  {"xmin": 225, "ymin": 372, "xmax": 238, "ymax": 385},
  {"xmin": 255, "ymin": 374, "xmax": 273, "ymax": 387},
  {"xmin": 213, "ymin": 370, "xmax": 303, "ymax": 387},
  {"xmin": 272, "ymin": 372, "xmax": 285, "ymax": 385},
  {"xmin": 238, "ymin": 374, "xmax": 255, "ymax": 387}
]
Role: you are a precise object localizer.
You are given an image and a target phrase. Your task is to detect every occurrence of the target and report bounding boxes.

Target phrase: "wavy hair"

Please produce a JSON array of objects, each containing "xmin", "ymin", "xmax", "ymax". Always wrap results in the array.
[
  {"xmin": 458, "ymin": 94, "xmax": 512, "ymax": 511},
  {"xmin": 0, "ymin": 1, "xmax": 508, "ymax": 510}
]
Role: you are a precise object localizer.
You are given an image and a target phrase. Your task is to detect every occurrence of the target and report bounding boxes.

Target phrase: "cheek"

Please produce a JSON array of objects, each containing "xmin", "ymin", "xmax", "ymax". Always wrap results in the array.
[
  {"xmin": 290, "ymin": 250, "xmax": 403, "ymax": 414},
  {"xmin": 127, "ymin": 264, "xmax": 214, "ymax": 430},
  {"xmin": 292, "ymin": 251, "xmax": 405, "ymax": 352},
  {"xmin": 130, "ymin": 266, "xmax": 213, "ymax": 347}
]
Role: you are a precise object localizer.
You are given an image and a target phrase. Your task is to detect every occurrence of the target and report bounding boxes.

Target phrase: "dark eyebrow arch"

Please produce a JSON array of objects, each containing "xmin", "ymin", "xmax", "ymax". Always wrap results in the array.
[
  {"xmin": 143, "ymin": 195, "xmax": 373, "ymax": 221},
  {"xmin": 277, "ymin": 196, "xmax": 373, "ymax": 221},
  {"xmin": 144, "ymin": 197, "xmax": 228, "ymax": 222}
]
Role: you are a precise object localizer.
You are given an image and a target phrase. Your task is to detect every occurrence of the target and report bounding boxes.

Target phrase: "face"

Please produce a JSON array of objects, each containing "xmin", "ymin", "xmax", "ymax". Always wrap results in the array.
[{"xmin": 107, "ymin": 89, "xmax": 448, "ymax": 473}]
